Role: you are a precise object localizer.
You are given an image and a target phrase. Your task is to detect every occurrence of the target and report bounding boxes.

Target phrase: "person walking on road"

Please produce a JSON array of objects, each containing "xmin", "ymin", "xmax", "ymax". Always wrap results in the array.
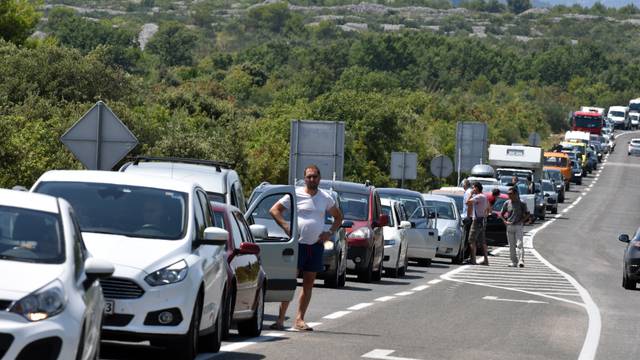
[
  {"xmin": 500, "ymin": 186, "xmax": 530, "ymax": 268},
  {"xmin": 466, "ymin": 182, "xmax": 489, "ymax": 266},
  {"xmin": 269, "ymin": 165, "xmax": 343, "ymax": 331},
  {"xmin": 461, "ymin": 179, "xmax": 473, "ymax": 261}
]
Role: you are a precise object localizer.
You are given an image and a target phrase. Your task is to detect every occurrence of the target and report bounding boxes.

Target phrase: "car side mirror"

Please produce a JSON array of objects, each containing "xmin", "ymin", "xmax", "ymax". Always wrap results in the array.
[
  {"xmin": 341, "ymin": 220, "xmax": 354, "ymax": 228},
  {"xmin": 377, "ymin": 214, "xmax": 389, "ymax": 227},
  {"xmin": 84, "ymin": 257, "xmax": 114, "ymax": 289},
  {"xmin": 249, "ymin": 224, "xmax": 268, "ymax": 240},
  {"xmin": 619, "ymin": 234, "xmax": 630, "ymax": 243},
  {"xmin": 196, "ymin": 227, "xmax": 228, "ymax": 246},
  {"xmin": 544, "ymin": 193, "xmax": 550, "ymax": 197},
  {"xmin": 238, "ymin": 242, "xmax": 260, "ymax": 255},
  {"xmin": 399, "ymin": 221, "xmax": 412, "ymax": 230}
]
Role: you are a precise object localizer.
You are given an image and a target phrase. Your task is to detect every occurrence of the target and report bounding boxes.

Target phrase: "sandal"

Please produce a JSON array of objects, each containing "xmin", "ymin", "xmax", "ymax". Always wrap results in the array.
[
  {"xmin": 294, "ymin": 323, "xmax": 314, "ymax": 331},
  {"xmin": 269, "ymin": 323, "xmax": 285, "ymax": 331}
]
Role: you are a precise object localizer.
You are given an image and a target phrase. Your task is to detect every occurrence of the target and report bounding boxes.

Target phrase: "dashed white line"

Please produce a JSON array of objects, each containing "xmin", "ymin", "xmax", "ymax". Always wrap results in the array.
[
  {"xmin": 412, "ymin": 285, "xmax": 430, "ymax": 291},
  {"xmin": 394, "ymin": 291, "xmax": 414, "ymax": 296},
  {"xmin": 428, "ymin": 279, "xmax": 442, "ymax": 285},
  {"xmin": 323, "ymin": 311, "xmax": 351, "ymax": 320},
  {"xmin": 219, "ymin": 332, "xmax": 286, "ymax": 352},
  {"xmin": 375, "ymin": 296, "xmax": 395, "ymax": 302},
  {"xmin": 348, "ymin": 303, "xmax": 373, "ymax": 311}
]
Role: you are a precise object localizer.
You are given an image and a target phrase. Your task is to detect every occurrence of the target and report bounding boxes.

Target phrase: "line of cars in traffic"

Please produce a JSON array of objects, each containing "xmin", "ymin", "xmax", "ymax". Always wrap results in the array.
[{"xmin": 0, "ymin": 155, "xmax": 456, "ymax": 359}]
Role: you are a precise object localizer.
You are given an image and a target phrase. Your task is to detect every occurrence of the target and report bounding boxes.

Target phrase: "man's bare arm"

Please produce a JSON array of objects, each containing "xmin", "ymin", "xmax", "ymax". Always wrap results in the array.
[
  {"xmin": 269, "ymin": 202, "xmax": 290, "ymax": 237},
  {"xmin": 319, "ymin": 205, "xmax": 343, "ymax": 243}
]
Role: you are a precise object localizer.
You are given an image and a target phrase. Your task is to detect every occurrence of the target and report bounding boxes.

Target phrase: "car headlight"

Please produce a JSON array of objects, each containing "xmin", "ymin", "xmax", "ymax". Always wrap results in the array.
[
  {"xmin": 145, "ymin": 260, "xmax": 189, "ymax": 286},
  {"xmin": 324, "ymin": 241, "xmax": 335, "ymax": 250},
  {"xmin": 348, "ymin": 227, "xmax": 372, "ymax": 239},
  {"xmin": 10, "ymin": 279, "xmax": 66, "ymax": 321}
]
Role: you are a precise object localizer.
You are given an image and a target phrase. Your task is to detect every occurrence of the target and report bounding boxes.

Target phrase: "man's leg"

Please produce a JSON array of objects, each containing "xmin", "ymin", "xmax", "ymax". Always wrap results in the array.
[
  {"xmin": 516, "ymin": 225, "xmax": 525, "ymax": 266},
  {"xmin": 507, "ymin": 225, "xmax": 517, "ymax": 265},
  {"xmin": 295, "ymin": 271, "xmax": 317, "ymax": 327},
  {"xmin": 275, "ymin": 301, "xmax": 290, "ymax": 327},
  {"xmin": 468, "ymin": 221, "xmax": 478, "ymax": 264},
  {"xmin": 481, "ymin": 221, "xmax": 489, "ymax": 265}
]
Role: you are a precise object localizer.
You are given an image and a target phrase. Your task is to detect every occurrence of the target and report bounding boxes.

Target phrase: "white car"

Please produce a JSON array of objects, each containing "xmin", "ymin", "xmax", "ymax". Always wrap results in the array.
[
  {"xmin": 380, "ymin": 199, "xmax": 411, "ymax": 278},
  {"xmin": 628, "ymin": 138, "xmax": 640, "ymax": 156},
  {"xmin": 630, "ymin": 112, "xmax": 640, "ymax": 129},
  {"xmin": 0, "ymin": 189, "xmax": 113, "ymax": 360},
  {"xmin": 422, "ymin": 194, "xmax": 465, "ymax": 264},
  {"xmin": 32, "ymin": 171, "xmax": 229, "ymax": 360}
]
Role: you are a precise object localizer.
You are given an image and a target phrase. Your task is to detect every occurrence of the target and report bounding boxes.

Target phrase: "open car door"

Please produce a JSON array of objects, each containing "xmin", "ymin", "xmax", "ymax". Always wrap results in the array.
[{"xmin": 245, "ymin": 185, "xmax": 298, "ymax": 302}]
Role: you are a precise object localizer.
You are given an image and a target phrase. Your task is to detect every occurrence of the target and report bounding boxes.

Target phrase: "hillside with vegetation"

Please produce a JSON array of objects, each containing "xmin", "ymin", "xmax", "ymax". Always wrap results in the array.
[{"xmin": 1, "ymin": 0, "xmax": 640, "ymax": 191}]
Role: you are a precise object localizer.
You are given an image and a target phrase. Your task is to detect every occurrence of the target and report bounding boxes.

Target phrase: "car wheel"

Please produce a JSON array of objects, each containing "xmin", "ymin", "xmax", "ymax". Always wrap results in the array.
[
  {"xmin": 372, "ymin": 251, "xmax": 383, "ymax": 282},
  {"xmin": 577, "ymin": 179, "xmax": 582, "ymax": 185},
  {"xmin": 221, "ymin": 288, "xmax": 234, "ymax": 340},
  {"xmin": 357, "ymin": 254, "xmax": 374, "ymax": 283},
  {"xmin": 324, "ymin": 260, "xmax": 340, "ymax": 288},
  {"xmin": 170, "ymin": 296, "xmax": 201, "ymax": 360},
  {"xmin": 199, "ymin": 293, "xmax": 223, "ymax": 353},
  {"xmin": 338, "ymin": 266, "xmax": 347, "ymax": 288},
  {"xmin": 551, "ymin": 207, "xmax": 557, "ymax": 214},
  {"xmin": 237, "ymin": 288, "xmax": 264, "ymax": 337},
  {"xmin": 623, "ymin": 272, "xmax": 635, "ymax": 290},
  {"xmin": 559, "ymin": 194, "xmax": 564, "ymax": 203}
]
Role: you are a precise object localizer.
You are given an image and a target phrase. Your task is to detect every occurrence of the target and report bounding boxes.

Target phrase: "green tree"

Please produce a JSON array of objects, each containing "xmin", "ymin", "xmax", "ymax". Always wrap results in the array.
[
  {"xmin": 507, "ymin": 0, "xmax": 531, "ymax": 14},
  {"xmin": 146, "ymin": 22, "xmax": 198, "ymax": 67},
  {"xmin": 0, "ymin": 0, "xmax": 40, "ymax": 45}
]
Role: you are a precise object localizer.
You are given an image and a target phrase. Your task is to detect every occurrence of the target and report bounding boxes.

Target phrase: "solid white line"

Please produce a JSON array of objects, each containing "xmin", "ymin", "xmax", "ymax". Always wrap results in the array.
[
  {"xmin": 375, "ymin": 296, "xmax": 395, "ymax": 302},
  {"xmin": 219, "ymin": 332, "xmax": 286, "ymax": 352},
  {"xmin": 428, "ymin": 279, "xmax": 442, "ymax": 285},
  {"xmin": 582, "ymin": 192, "xmax": 587, "ymax": 196},
  {"xmin": 412, "ymin": 285, "xmax": 430, "ymax": 291},
  {"xmin": 323, "ymin": 311, "xmax": 351, "ymax": 319},
  {"xmin": 348, "ymin": 303, "xmax": 373, "ymax": 311},
  {"xmin": 394, "ymin": 291, "xmax": 414, "ymax": 296},
  {"xmin": 483, "ymin": 295, "xmax": 548, "ymax": 304},
  {"xmin": 563, "ymin": 208, "xmax": 570, "ymax": 213}
]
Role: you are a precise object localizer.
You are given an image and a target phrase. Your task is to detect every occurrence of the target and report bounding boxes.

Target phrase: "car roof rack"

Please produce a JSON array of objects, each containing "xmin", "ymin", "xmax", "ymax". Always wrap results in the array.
[{"xmin": 131, "ymin": 156, "xmax": 233, "ymax": 172}]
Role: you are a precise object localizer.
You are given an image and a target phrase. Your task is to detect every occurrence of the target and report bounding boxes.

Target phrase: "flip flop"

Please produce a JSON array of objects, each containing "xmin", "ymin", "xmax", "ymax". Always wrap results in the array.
[
  {"xmin": 294, "ymin": 323, "xmax": 314, "ymax": 331},
  {"xmin": 269, "ymin": 323, "xmax": 285, "ymax": 331}
]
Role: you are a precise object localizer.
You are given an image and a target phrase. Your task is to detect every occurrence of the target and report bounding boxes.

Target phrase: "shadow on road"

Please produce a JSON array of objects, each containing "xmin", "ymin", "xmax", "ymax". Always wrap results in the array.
[{"xmin": 202, "ymin": 352, "xmax": 266, "ymax": 360}]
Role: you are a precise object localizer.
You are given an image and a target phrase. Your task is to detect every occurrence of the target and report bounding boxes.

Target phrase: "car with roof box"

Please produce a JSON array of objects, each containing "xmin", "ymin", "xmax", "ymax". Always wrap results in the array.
[{"xmin": 31, "ymin": 170, "xmax": 233, "ymax": 359}]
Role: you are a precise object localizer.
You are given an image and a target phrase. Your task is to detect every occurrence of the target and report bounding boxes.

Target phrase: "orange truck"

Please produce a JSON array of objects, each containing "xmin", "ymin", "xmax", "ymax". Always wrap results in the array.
[{"xmin": 543, "ymin": 152, "xmax": 571, "ymax": 189}]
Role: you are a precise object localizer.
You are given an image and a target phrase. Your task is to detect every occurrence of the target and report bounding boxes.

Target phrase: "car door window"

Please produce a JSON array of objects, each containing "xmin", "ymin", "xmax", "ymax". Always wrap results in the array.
[
  {"xmin": 69, "ymin": 211, "xmax": 87, "ymax": 281},
  {"xmin": 233, "ymin": 211, "xmax": 253, "ymax": 246},
  {"xmin": 249, "ymin": 193, "xmax": 293, "ymax": 242},
  {"xmin": 229, "ymin": 212, "xmax": 243, "ymax": 249},
  {"xmin": 193, "ymin": 193, "xmax": 206, "ymax": 240},
  {"xmin": 197, "ymin": 191, "xmax": 213, "ymax": 227},
  {"xmin": 234, "ymin": 181, "xmax": 246, "ymax": 212}
]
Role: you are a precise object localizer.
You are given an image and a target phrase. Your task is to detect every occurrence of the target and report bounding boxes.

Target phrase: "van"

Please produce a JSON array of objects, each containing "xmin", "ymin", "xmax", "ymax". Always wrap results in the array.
[
  {"xmin": 607, "ymin": 106, "xmax": 630, "ymax": 130},
  {"xmin": 543, "ymin": 152, "xmax": 571, "ymax": 190}
]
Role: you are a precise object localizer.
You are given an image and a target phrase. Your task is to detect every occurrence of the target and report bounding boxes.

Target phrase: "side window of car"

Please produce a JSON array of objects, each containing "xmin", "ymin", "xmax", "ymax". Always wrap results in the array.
[
  {"xmin": 69, "ymin": 210, "xmax": 87, "ymax": 281},
  {"xmin": 229, "ymin": 212, "xmax": 244, "ymax": 249},
  {"xmin": 233, "ymin": 211, "xmax": 253, "ymax": 245},
  {"xmin": 234, "ymin": 181, "xmax": 246, "ymax": 212},
  {"xmin": 193, "ymin": 193, "xmax": 206, "ymax": 240},
  {"xmin": 230, "ymin": 184, "xmax": 238, "ymax": 208},
  {"xmin": 249, "ymin": 193, "xmax": 292, "ymax": 242},
  {"xmin": 197, "ymin": 191, "xmax": 213, "ymax": 227}
]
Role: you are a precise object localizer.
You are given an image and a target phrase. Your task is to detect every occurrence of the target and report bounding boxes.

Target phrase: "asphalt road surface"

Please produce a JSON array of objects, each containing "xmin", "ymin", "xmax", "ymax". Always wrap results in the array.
[{"xmin": 102, "ymin": 132, "xmax": 637, "ymax": 360}]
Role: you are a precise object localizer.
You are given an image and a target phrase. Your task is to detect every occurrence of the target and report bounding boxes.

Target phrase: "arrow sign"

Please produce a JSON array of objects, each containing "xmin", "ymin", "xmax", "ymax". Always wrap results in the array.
[
  {"xmin": 362, "ymin": 349, "xmax": 422, "ymax": 360},
  {"xmin": 483, "ymin": 296, "xmax": 547, "ymax": 304},
  {"xmin": 61, "ymin": 101, "xmax": 138, "ymax": 170}
]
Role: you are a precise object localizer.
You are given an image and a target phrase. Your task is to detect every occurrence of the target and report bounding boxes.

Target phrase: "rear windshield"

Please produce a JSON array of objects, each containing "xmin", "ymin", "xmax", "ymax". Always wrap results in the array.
[
  {"xmin": 544, "ymin": 156, "xmax": 568, "ymax": 167},
  {"xmin": 542, "ymin": 182, "xmax": 555, "ymax": 191},
  {"xmin": 381, "ymin": 205, "xmax": 396, "ymax": 227},
  {"xmin": 424, "ymin": 201, "xmax": 456, "ymax": 220},
  {"xmin": 338, "ymin": 192, "xmax": 369, "ymax": 221},
  {"xmin": 380, "ymin": 194, "xmax": 424, "ymax": 219},
  {"xmin": 0, "ymin": 206, "xmax": 64, "ymax": 264},
  {"xmin": 35, "ymin": 181, "xmax": 188, "ymax": 240}
]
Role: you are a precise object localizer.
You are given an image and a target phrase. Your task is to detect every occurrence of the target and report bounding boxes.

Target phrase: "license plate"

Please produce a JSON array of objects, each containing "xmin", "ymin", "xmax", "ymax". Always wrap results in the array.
[{"xmin": 104, "ymin": 300, "xmax": 114, "ymax": 315}]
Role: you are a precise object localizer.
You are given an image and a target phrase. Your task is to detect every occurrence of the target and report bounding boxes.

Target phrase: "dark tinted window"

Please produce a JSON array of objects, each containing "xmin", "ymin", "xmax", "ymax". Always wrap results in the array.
[
  {"xmin": 0, "ymin": 206, "xmax": 64, "ymax": 264},
  {"xmin": 338, "ymin": 191, "xmax": 369, "ymax": 221},
  {"xmin": 36, "ymin": 181, "xmax": 187, "ymax": 240},
  {"xmin": 381, "ymin": 205, "xmax": 395, "ymax": 227}
]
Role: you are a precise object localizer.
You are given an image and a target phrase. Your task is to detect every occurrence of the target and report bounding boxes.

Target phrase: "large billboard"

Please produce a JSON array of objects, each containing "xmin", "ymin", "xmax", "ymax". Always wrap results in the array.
[{"xmin": 288, "ymin": 120, "xmax": 345, "ymax": 185}]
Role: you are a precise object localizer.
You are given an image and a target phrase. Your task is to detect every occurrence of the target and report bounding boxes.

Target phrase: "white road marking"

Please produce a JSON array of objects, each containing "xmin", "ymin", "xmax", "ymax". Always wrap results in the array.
[
  {"xmin": 375, "ymin": 296, "xmax": 395, "ymax": 302},
  {"xmin": 323, "ymin": 311, "xmax": 351, "ymax": 319},
  {"xmin": 394, "ymin": 291, "xmax": 414, "ymax": 296},
  {"xmin": 563, "ymin": 208, "xmax": 571, "ymax": 213},
  {"xmin": 348, "ymin": 303, "xmax": 373, "ymax": 311},
  {"xmin": 483, "ymin": 295, "xmax": 548, "ymax": 304},
  {"xmin": 362, "ymin": 349, "xmax": 422, "ymax": 360},
  {"xmin": 411, "ymin": 285, "xmax": 430, "ymax": 291},
  {"xmin": 582, "ymin": 192, "xmax": 587, "ymax": 196},
  {"xmin": 219, "ymin": 332, "xmax": 286, "ymax": 352},
  {"xmin": 428, "ymin": 279, "xmax": 442, "ymax": 285}
]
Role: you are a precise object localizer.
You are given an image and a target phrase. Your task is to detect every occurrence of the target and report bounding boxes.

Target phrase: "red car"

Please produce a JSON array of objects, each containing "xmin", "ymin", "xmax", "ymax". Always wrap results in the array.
[
  {"xmin": 485, "ymin": 192, "xmax": 509, "ymax": 246},
  {"xmin": 211, "ymin": 202, "xmax": 267, "ymax": 339}
]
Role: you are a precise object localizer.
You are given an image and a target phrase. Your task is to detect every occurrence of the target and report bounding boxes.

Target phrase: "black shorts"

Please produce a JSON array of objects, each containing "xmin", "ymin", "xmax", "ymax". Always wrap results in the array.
[{"xmin": 298, "ymin": 242, "xmax": 324, "ymax": 273}]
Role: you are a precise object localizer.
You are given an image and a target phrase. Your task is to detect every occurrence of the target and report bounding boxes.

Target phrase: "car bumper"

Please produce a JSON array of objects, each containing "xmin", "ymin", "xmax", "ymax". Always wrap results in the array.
[
  {"xmin": 383, "ymin": 243, "xmax": 400, "ymax": 267},
  {"xmin": 101, "ymin": 267, "xmax": 199, "ymax": 339},
  {"xmin": 0, "ymin": 308, "xmax": 81, "ymax": 360},
  {"xmin": 346, "ymin": 245, "xmax": 372, "ymax": 271}
]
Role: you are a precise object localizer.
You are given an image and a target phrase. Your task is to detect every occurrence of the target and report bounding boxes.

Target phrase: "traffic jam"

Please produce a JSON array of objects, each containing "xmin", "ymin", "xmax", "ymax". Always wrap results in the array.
[{"xmin": 0, "ymin": 98, "xmax": 637, "ymax": 360}]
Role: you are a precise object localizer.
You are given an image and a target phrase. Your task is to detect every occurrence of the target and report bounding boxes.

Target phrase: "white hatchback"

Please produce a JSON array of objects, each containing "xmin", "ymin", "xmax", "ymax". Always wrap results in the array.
[
  {"xmin": 380, "ymin": 199, "xmax": 411, "ymax": 278},
  {"xmin": 0, "ymin": 189, "xmax": 113, "ymax": 360},
  {"xmin": 32, "ymin": 171, "xmax": 229, "ymax": 360}
]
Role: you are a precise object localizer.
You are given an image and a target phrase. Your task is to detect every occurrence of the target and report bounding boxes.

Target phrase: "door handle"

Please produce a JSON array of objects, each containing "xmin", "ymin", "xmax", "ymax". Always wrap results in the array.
[
  {"xmin": 282, "ymin": 248, "xmax": 294, "ymax": 256},
  {"xmin": 428, "ymin": 231, "xmax": 435, "ymax": 236}
]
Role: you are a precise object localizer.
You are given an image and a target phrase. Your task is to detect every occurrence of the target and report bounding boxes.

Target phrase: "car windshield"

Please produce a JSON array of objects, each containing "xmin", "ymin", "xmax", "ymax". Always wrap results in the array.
[
  {"xmin": 542, "ymin": 182, "xmax": 554, "ymax": 191},
  {"xmin": 424, "ymin": 201, "xmax": 456, "ymax": 220},
  {"xmin": 380, "ymin": 194, "xmax": 424, "ymax": 219},
  {"xmin": 338, "ymin": 191, "xmax": 369, "ymax": 221},
  {"xmin": 547, "ymin": 171, "xmax": 562, "ymax": 181},
  {"xmin": 574, "ymin": 116, "xmax": 602, "ymax": 128},
  {"xmin": 0, "ymin": 206, "xmax": 64, "ymax": 264},
  {"xmin": 381, "ymin": 205, "xmax": 395, "ymax": 227},
  {"xmin": 440, "ymin": 194, "xmax": 463, "ymax": 215},
  {"xmin": 609, "ymin": 111, "xmax": 625, "ymax": 117},
  {"xmin": 36, "ymin": 182, "xmax": 188, "ymax": 240},
  {"xmin": 544, "ymin": 156, "xmax": 568, "ymax": 167}
]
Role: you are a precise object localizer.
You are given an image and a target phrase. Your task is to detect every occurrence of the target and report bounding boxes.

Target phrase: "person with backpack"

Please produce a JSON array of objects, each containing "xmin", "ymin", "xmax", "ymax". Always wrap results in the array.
[{"xmin": 500, "ymin": 186, "xmax": 531, "ymax": 268}]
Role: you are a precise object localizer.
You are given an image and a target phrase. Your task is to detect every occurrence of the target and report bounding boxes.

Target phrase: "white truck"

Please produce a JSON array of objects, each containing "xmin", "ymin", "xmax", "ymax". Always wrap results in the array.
[
  {"xmin": 629, "ymin": 98, "xmax": 640, "ymax": 129},
  {"xmin": 608, "ymin": 106, "xmax": 630, "ymax": 130},
  {"xmin": 580, "ymin": 106, "xmax": 606, "ymax": 117},
  {"xmin": 565, "ymin": 130, "xmax": 591, "ymax": 144}
]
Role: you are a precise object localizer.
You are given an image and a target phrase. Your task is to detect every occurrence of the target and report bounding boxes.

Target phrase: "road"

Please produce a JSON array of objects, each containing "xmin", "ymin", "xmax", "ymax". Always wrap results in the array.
[{"xmin": 102, "ymin": 132, "xmax": 637, "ymax": 360}]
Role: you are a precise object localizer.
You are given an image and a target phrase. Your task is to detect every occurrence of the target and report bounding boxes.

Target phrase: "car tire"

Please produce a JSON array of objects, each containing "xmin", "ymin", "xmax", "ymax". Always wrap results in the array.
[
  {"xmin": 551, "ymin": 207, "xmax": 557, "ymax": 214},
  {"xmin": 324, "ymin": 260, "xmax": 340, "ymax": 288},
  {"xmin": 559, "ymin": 194, "xmax": 564, "ymax": 203},
  {"xmin": 577, "ymin": 179, "xmax": 582, "ymax": 185},
  {"xmin": 623, "ymin": 273, "xmax": 635, "ymax": 290},
  {"xmin": 357, "ymin": 254, "xmax": 374, "ymax": 283},
  {"xmin": 221, "ymin": 287, "xmax": 234, "ymax": 340},
  {"xmin": 338, "ymin": 267, "xmax": 347, "ymax": 288},
  {"xmin": 452, "ymin": 244, "xmax": 464, "ymax": 265},
  {"xmin": 199, "ymin": 294, "xmax": 223, "ymax": 353},
  {"xmin": 170, "ymin": 296, "xmax": 202, "ymax": 360},
  {"xmin": 237, "ymin": 288, "xmax": 264, "ymax": 337}
]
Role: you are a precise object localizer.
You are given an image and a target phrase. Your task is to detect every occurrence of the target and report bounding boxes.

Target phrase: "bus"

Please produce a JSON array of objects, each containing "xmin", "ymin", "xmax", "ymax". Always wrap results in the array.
[{"xmin": 571, "ymin": 111, "xmax": 604, "ymax": 135}]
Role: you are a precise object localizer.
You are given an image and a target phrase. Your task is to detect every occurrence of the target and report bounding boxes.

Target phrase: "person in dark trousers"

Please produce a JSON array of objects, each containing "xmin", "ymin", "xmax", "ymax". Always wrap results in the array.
[
  {"xmin": 466, "ymin": 182, "xmax": 489, "ymax": 266},
  {"xmin": 269, "ymin": 165, "xmax": 343, "ymax": 331},
  {"xmin": 461, "ymin": 179, "xmax": 472, "ymax": 262}
]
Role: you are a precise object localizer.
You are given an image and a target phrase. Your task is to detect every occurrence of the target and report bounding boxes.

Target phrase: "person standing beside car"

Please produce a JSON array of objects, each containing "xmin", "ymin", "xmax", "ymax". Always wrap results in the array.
[
  {"xmin": 500, "ymin": 186, "xmax": 530, "ymax": 268},
  {"xmin": 466, "ymin": 182, "xmax": 489, "ymax": 266},
  {"xmin": 461, "ymin": 179, "xmax": 473, "ymax": 260},
  {"xmin": 269, "ymin": 165, "xmax": 343, "ymax": 331}
]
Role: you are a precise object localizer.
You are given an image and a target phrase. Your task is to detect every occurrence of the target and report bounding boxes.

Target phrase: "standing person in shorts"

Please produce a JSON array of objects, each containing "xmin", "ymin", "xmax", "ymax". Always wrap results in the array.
[
  {"xmin": 466, "ymin": 182, "xmax": 489, "ymax": 266},
  {"xmin": 500, "ymin": 186, "xmax": 530, "ymax": 268},
  {"xmin": 461, "ymin": 179, "xmax": 473, "ymax": 261},
  {"xmin": 269, "ymin": 165, "xmax": 343, "ymax": 331}
]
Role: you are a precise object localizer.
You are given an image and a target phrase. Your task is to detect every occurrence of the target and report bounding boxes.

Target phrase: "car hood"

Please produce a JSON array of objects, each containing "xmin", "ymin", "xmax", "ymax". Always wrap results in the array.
[
  {"xmin": 0, "ymin": 261, "xmax": 64, "ymax": 300},
  {"xmin": 83, "ymin": 232, "xmax": 188, "ymax": 273}
]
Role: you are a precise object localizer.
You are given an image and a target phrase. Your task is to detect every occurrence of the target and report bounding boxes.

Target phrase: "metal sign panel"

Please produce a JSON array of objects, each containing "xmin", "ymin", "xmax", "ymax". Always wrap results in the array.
[
  {"xmin": 430, "ymin": 155, "xmax": 453, "ymax": 178},
  {"xmin": 288, "ymin": 120, "xmax": 345, "ymax": 185},
  {"xmin": 528, "ymin": 132, "xmax": 541, "ymax": 147},
  {"xmin": 61, "ymin": 101, "xmax": 138, "ymax": 170},
  {"xmin": 390, "ymin": 152, "xmax": 417, "ymax": 180},
  {"xmin": 455, "ymin": 122, "xmax": 488, "ymax": 173}
]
